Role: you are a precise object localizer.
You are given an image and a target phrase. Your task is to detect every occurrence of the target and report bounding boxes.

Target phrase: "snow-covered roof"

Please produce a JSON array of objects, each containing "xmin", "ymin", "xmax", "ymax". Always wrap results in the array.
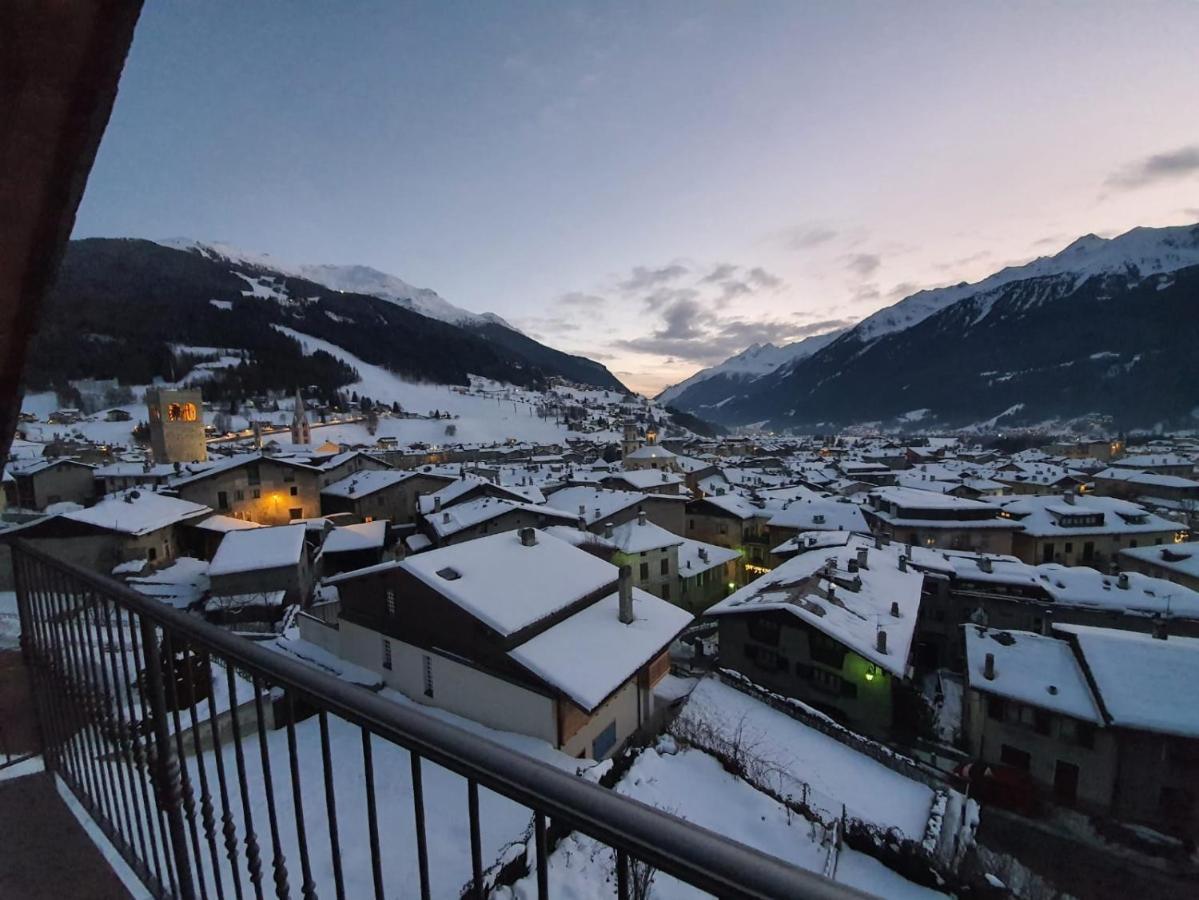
[
  {"xmin": 707, "ymin": 536, "xmax": 924, "ymax": 677},
  {"xmin": 677, "ymin": 537, "xmax": 741, "ymax": 575},
  {"xmin": 1035, "ymin": 564, "xmax": 1199, "ymax": 619},
  {"xmin": 401, "ymin": 530, "xmax": 618, "ymax": 637},
  {"xmin": 999, "ymin": 494, "xmax": 1180, "ymax": 536},
  {"xmin": 625, "ymin": 444, "xmax": 677, "ymax": 460},
  {"xmin": 606, "ymin": 469, "xmax": 684, "ymax": 490},
  {"xmin": 543, "ymin": 486, "xmax": 647, "ymax": 526},
  {"xmin": 607, "ymin": 518, "xmax": 683, "ymax": 554},
  {"xmin": 695, "ymin": 492, "xmax": 765, "ymax": 520},
  {"xmin": 509, "ymin": 587, "xmax": 692, "ymax": 711},
  {"xmin": 425, "ymin": 496, "xmax": 574, "ymax": 539},
  {"xmin": 963, "ymin": 626, "xmax": 1103, "ymax": 723},
  {"xmin": 1093, "ymin": 467, "xmax": 1198, "ymax": 489},
  {"xmin": 1057, "ymin": 624, "xmax": 1199, "ymax": 737},
  {"xmin": 62, "ymin": 490, "xmax": 212, "ymax": 535},
  {"xmin": 768, "ymin": 498, "xmax": 869, "ymax": 533},
  {"xmin": 8, "ymin": 457, "xmax": 95, "ymax": 476},
  {"xmin": 321, "ymin": 468, "xmax": 413, "ymax": 499},
  {"xmin": 870, "ymin": 486, "xmax": 1001, "ymax": 513},
  {"xmin": 209, "ymin": 524, "xmax": 307, "ymax": 576},
  {"xmin": 322, "ymin": 520, "xmax": 388, "ymax": 554},
  {"xmin": 1119, "ymin": 541, "xmax": 1199, "ymax": 580},
  {"xmin": 193, "ymin": 514, "xmax": 265, "ymax": 533}
]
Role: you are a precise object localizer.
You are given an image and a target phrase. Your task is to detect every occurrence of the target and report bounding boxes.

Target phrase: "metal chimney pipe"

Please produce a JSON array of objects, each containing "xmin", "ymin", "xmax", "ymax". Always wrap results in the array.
[
  {"xmin": 890, "ymin": 601, "xmax": 900, "ymax": 618},
  {"xmin": 983, "ymin": 652, "xmax": 996, "ymax": 680},
  {"xmin": 520, "ymin": 527, "xmax": 537, "ymax": 546},
  {"xmin": 618, "ymin": 565, "xmax": 634, "ymax": 624},
  {"xmin": 604, "ymin": 521, "xmax": 614, "ymax": 539},
  {"xmin": 856, "ymin": 547, "xmax": 869, "ymax": 569},
  {"xmin": 876, "ymin": 630, "xmax": 887, "ymax": 654}
]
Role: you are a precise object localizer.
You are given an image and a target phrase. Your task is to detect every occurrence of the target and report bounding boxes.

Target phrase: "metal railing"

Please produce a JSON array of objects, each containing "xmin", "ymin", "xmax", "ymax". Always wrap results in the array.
[{"xmin": 11, "ymin": 539, "xmax": 869, "ymax": 900}]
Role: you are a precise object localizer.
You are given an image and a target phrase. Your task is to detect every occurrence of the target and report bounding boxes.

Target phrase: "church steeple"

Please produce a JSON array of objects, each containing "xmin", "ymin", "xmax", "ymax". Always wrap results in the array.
[{"xmin": 291, "ymin": 389, "xmax": 311, "ymax": 446}]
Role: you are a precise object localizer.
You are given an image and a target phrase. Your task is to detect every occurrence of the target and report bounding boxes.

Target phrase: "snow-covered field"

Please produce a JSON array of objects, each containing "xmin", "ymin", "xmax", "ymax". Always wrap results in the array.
[
  {"xmin": 676, "ymin": 676, "xmax": 935, "ymax": 838},
  {"xmin": 500, "ymin": 744, "xmax": 947, "ymax": 900}
]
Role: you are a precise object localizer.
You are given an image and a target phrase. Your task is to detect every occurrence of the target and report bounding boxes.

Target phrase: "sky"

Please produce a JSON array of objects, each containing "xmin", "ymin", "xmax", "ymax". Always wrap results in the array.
[{"xmin": 75, "ymin": 1, "xmax": 1199, "ymax": 396}]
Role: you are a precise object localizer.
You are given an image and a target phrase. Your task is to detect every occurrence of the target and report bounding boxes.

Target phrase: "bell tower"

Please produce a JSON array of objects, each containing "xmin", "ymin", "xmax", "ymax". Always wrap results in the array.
[
  {"xmin": 621, "ymin": 419, "xmax": 642, "ymax": 462},
  {"xmin": 290, "ymin": 389, "xmax": 311, "ymax": 446},
  {"xmin": 146, "ymin": 388, "xmax": 207, "ymax": 463}
]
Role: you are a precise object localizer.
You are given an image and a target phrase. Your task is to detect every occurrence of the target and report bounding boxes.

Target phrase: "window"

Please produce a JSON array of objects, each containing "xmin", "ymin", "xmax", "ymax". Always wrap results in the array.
[
  {"xmin": 592, "ymin": 721, "xmax": 617, "ymax": 760},
  {"xmin": 688, "ymin": 518, "xmax": 695, "ymax": 530},
  {"xmin": 235, "ymin": 489, "xmax": 244, "ymax": 501},
  {"xmin": 217, "ymin": 491, "xmax": 229, "ymax": 510},
  {"xmin": 1064, "ymin": 542, "xmax": 1073, "ymax": 555},
  {"xmin": 382, "ymin": 639, "xmax": 392, "ymax": 670},
  {"xmin": 1034, "ymin": 709, "xmax": 1052, "ymax": 736},
  {"xmin": 290, "ymin": 486, "xmax": 298, "ymax": 496},
  {"xmin": 719, "ymin": 524, "xmax": 728, "ymax": 535},
  {"xmin": 661, "ymin": 583, "xmax": 670, "ymax": 601},
  {"xmin": 422, "ymin": 655, "xmax": 434, "ymax": 697},
  {"xmin": 1042, "ymin": 542, "xmax": 1055, "ymax": 563},
  {"xmin": 987, "ymin": 695, "xmax": 1005, "ymax": 721},
  {"xmin": 1082, "ymin": 541, "xmax": 1094, "ymax": 562},
  {"xmin": 252, "ymin": 488, "xmax": 261, "ymax": 499},
  {"xmin": 1074, "ymin": 721, "xmax": 1095, "ymax": 749},
  {"xmin": 1129, "ymin": 540, "xmax": 1138, "ymax": 549},
  {"xmin": 283, "ymin": 473, "xmax": 295, "ymax": 483},
  {"xmin": 385, "ymin": 589, "xmax": 396, "ymax": 617},
  {"xmin": 744, "ymin": 644, "xmax": 787, "ymax": 671},
  {"xmin": 247, "ymin": 464, "xmax": 261, "ymax": 485},
  {"xmin": 289, "ymin": 507, "xmax": 302, "ymax": 519},
  {"xmin": 747, "ymin": 617, "xmax": 780, "ymax": 645},
  {"xmin": 639, "ymin": 562, "xmax": 649, "ymax": 580},
  {"xmin": 1000, "ymin": 744, "xmax": 1030, "ymax": 771},
  {"xmin": 147, "ymin": 547, "xmax": 157, "ymax": 561},
  {"xmin": 809, "ymin": 632, "xmax": 847, "ymax": 669}
]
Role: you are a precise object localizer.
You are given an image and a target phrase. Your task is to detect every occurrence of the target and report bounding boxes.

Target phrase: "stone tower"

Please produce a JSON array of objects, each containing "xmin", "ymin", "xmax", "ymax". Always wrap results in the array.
[
  {"xmin": 290, "ymin": 389, "xmax": 311, "ymax": 446},
  {"xmin": 146, "ymin": 388, "xmax": 207, "ymax": 463},
  {"xmin": 621, "ymin": 419, "xmax": 642, "ymax": 462}
]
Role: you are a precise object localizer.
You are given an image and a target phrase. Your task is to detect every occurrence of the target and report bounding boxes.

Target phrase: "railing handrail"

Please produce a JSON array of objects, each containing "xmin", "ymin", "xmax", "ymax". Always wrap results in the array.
[{"xmin": 12, "ymin": 538, "xmax": 870, "ymax": 900}]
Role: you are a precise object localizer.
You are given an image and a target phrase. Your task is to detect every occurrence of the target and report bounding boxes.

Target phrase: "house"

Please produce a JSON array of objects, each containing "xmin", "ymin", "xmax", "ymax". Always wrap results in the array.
[
  {"xmin": 1109, "ymin": 454, "xmax": 1195, "ymax": 478},
  {"xmin": 675, "ymin": 537, "xmax": 741, "ymax": 613},
  {"xmin": 706, "ymin": 536, "xmax": 924, "ymax": 738},
  {"xmin": 604, "ymin": 511, "xmax": 684, "ymax": 602},
  {"xmin": 766, "ymin": 498, "xmax": 870, "ymax": 565},
  {"xmin": 600, "ymin": 469, "xmax": 685, "ymax": 495},
  {"xmin": 863, "ymin": 487, "xmax": 1019, "ymax": 555},
  {"xmin": 3, "ymin": 457, "xmax": 96, "ymax": 510},
  {"xmin": 623, "ymin": 443, "xmax": 681, "ymax": 473},
  {"xmin": 94, "ymin": 460, "xmax": 179, "ymax": 495},
  {"xmin": 183, "ymin": 513, "xmax": 264, "ymax": 560},
  {"xmin": 168, "ymin": 453, "xmax": 323, "ymax": 525},
  {"xmin": 544, "ymin": 485, "xmax": 687, "ymax": 536},
  {"xmin": 421, "ymin": 496, "xmax": 576, "ymax": 547},
  {"xmin": 320, "ymin": 469, "xmax": 428, "ymax": 524},
  {"xmin": 685, "ymin": 492, "xmax": 773, "ymax": 569},
  {"xmin": 207, "ymin": 523, "xmax": 312, "ymax": 610},
  {"xmin": 319, "ymin": 520, "xmax": 390, "ymax": 576},
  {"xmin": 313, "ymin": 450, "xmax": 394, "ymax": 489},
  {"xmin": 963, "ymin": 624, "xmax": 1199, "ymax": 837},
  {"xmin": 989, "ymin": 462, "xmax": 1086, "ymax": 496},
  {"xmin": 312, "ymin": 529, "xmax": 691, "ymax": 758},
  {"xmin": 1119, "ymin": 541, "xmax": 1199, "ymax": 592},
  {"xmin": 3, "ymin": 489, "xmax": 211, "ymax": 574},
  {"xmin": 1000, "ymin": 493, "xmax": 1184, "ymax": 568}
]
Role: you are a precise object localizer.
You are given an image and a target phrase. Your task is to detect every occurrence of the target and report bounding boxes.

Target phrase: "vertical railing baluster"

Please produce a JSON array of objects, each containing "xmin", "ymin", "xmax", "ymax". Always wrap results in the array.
[
  {"xmin": 467, "ymin": 779, "xmax": 484, "ymax": 900},
  {"xmin": 410, "ymin": 753, "xmax": 431, "ymax": 900},
  {"xmin": 130, "ymin": 607, "xmax": 182, "ymax": 895},
  {"xmin": 99, "ymin": 590, "xmax": 156, "ymax": 891},
  {"xmin": 113, "ymin": 599, "xmax": 171, "ymax": 895},
  {"xmin": 140, "ymin": 618, "xmax": 198, "ymax": 900},
  {"xmin": 11, "ymin": 555, "xmax": 54, "ymax": 772},
  {"xmin": 227, "ymin": 666, "xmax": 266, "ymax": 900},
  {"xmin": 184, "ymin": 647, "xmax": 229, "ymax": 900},
  {"xmin": 535, "ymin": 811, "xmax": 549, "ymax": 900},
  {"xmin": 86, "ymin": 587, "xmax": 139, "ymax": 865},
  {"xmin": 21, "ymin": 558, "xmax": 74, "ymax": 787},
  {"xmin": 205, "ymin": 659, "xmax": 247, "ymax": 900},
  {"xmin": 361, "ymin": 728, "xmax": 384, "ymax": 900},
  {"xmin": 616, "ymin": 849, "xmax": 630, "ymax": 900},
  {"xmin": 251, "ymin": 677, "xmax": 289, "ymax": 900},
  {"xmin": 284, "ymin": 695, "xmax": 316, "ymax": 900},
  {"xmin": 162, "ymin": 631, "xmax": 211, "ymax": 900},
  {"xmin": 318, "ymin": 711, "xmax": 345, "ymax": 900}
]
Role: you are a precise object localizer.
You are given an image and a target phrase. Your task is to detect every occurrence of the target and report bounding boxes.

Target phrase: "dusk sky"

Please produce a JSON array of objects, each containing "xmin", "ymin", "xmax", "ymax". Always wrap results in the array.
[{"xmin": 75, "ymin": 1, "xmax": 1199, "ymax": 396}]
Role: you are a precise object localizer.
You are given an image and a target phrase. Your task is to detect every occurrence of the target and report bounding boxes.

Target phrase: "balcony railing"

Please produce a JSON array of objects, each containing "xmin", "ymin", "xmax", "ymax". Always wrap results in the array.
[{"xmin": 10, "ymin": 539, "xmax": 867, "ymax": 900}]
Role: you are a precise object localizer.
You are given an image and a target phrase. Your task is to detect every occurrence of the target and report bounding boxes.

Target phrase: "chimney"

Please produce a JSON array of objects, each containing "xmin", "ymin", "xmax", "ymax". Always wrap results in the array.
[
  {"xmin": 604, "ymin": 521, "xmax": 614, "ymax": 539},
  {"xmin": 876, "ymin": 630, "xmax": 888, "ymax": 654},
  {"xmin": 434, "ymin": 496, "xmax": 442, "ymax": 513},
  {"xmin": 578, "ymin": 504, "xmax": 586, "ymax": 517},
  {"xmin": 826, "ymin": 583, "xmax": 836, "ymax": 603},
  {"xmin": 698, "ymin": 547, "xmax": 708, "ymax": 562},
  {"xmin": 1117, "ymin": 572, "xmax": 1129, "ymax": 589},
  {"xmin": 638, "ymin": 509, "xmax": 647, "ymax": 526},
  {"xmin": 442, "ymin": 512, "xmax": 450, "ymax": 524},
  {"xmin": 1063, "ymin": 491, "xmax": 1075, "ymax": 505},
  {"xmin": 898, "ymin": 555, "xmax": 908, "ymax": 572},
  {"xmin": 890, "ymin": 601, "xmax": 900, "ymax": 618},
  {"xmin": 856, "ymin": 547, "xmax": 869, "ymax": 570},
  {"xmin": 577, "ymin": 516, "xmax": 587, "ymax": 532},
  {"xmin": 520, "ymin": 527, "xmax": 537, "ymax": 547},
  {"xmin": 847, "ymin": 558, "xmax": 859, "ymax": 573},
  {"xmin": 979, "ymin": 557, "xmax": 993, "ymax": 573},
  {"xmin": 983, "ymin": 652, "xmax": 996, "ymax": 680},
  {"xmin": 618, "ymin": 565, "xmax": 634, "ymax": 624}
]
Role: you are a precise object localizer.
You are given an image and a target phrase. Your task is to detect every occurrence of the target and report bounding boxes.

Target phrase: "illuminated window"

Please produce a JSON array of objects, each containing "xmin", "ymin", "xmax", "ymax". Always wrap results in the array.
[{"xmin": 167, "ymin": 402, "xmax": 198, "ymax": 422}]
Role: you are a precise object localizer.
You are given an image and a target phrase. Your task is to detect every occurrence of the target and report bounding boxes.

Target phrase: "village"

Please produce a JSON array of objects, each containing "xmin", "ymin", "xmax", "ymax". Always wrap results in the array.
[{"xmin": 2, "ymin": 381, "xmax": 1197, "ymax": 899}]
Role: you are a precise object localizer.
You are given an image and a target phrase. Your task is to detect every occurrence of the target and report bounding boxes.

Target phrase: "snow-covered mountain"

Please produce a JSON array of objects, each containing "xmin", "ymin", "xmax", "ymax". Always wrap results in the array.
[
  {"xmin": 847, "ymin": 223, "xmax": 1199, "ymax": 345},
  {"xmin": 158, "ymin": 239, "xmax": 512, "ymax": 329},
  {"xmin": 664, "ymin": 221, "xmax": 1199, "ymax": 431},
  {"xmin": 656, "ymin": 330, "xmax": 844, "ymax": 405}
]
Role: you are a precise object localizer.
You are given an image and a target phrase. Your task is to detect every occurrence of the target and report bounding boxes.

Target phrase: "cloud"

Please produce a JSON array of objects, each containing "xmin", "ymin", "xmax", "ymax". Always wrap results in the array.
[
  {"xmin": 696, "ymin": 262, "xmax": 785, "ymax": 304},
  {"xmin": 642, "ymin": 286, "xmax": 700, "ymax": 311},
  {"xmin": 654, "ymin": 297, "xmax": 711, "ymax": 340},
  {"xmin": 885, "ymin": 281, "xmax": 918, "ymax": 301},
  {"xmin": 700, "ymin": 263, "xmax": 738, "ymax": 284},
  {"xmin": 617, "ymin": 263, "xmax": 688, "ymax": 294},
  {"xmin": 556, "ymin": 291, "xmax": 606, "ymax": 308},
  {"xmin": 845, "ymin": 253, "xmax": 881, "ymax": 277},
  {"xmin": 746, "ymin": 267, "xmax": 783, "ymax": 290},
  {"xmin": 615, "ymin": 310, "xmax": 854, "ymax": 365},
  {"xmin": 775, "ymin": 225, "xmax": 839, "ymax": 250},
  {"xmin": 1106, "ymin": 145, "xmax": 1199, "ymax": 190}
]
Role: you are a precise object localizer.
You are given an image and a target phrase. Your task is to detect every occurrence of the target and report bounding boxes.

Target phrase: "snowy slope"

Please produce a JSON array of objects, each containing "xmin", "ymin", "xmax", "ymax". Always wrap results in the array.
[
  {"xmin": 158, "ymin": 238, "xmax": 512, "ymax": 329},
  {"xmin": 657, "ymin": 329, "xmax": 845, "ymax": 404},
  {"xmin": 848, "ymin": 222, "xmax": 1199, "ymax": 345}
]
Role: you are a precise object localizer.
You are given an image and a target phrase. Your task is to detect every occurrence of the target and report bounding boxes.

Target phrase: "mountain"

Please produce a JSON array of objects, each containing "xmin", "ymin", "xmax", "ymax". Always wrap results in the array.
[
  {"xmin": 158, "ymin": 239, "xmax": 513, "ymax": 328},
  {"xmin": 664, "ymin": 223, "xmax": 1199, "ymax": 432},
  {"xmin": 656, "ymin": 330, "xmax": 845, "ymax": 408},
  {"xmin": 24, "ymin": 238, "xmax": 626, "ymax": 400}
]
